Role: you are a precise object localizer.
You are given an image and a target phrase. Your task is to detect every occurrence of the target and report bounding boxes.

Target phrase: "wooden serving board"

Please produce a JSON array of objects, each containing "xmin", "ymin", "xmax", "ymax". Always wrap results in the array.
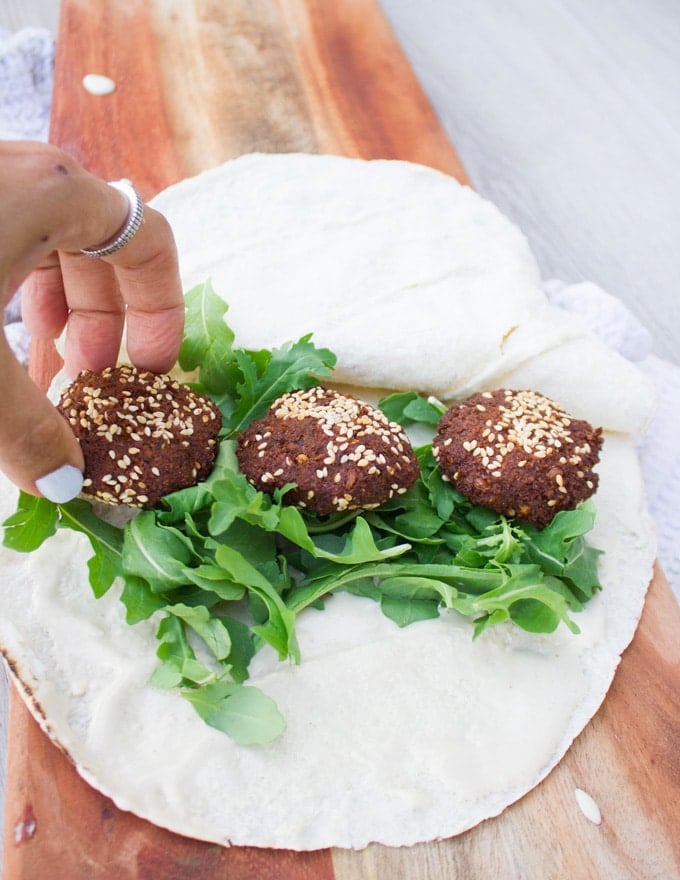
[{"xmin": 4, "ymin": 1, "xmax": 680, "ymax": 877}]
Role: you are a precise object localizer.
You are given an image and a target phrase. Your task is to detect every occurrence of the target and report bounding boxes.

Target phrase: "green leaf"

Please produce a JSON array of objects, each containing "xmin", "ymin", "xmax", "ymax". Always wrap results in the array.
[
  {"xmin": 562, "ymin": 540, "xmax": 602, "ymax": 600},
  {"xmin": 158, "ymin": 440, "xmax": 240, "ymax": 525},
  {"xmin": 154, "ymin": 614, "xmax": 196, "ymax": 686},
  {"xmin": 450, "ymin": 565, "xmax": 580, "ymax": 636},
  {"xmin": 182, "ymin": 680, "xmax": 286, "ymax": 745},
  {"xmin": 214, "ymin": 544, "xmax": 299, "ymax": 661},
  {"xmin": 522, "ymin": 501, "xmax": 602, "ymax": 599},
  {"xmin": 208, "ymin": 469, "xmax": 281, "ymax": 536},
  {"xmin": 380, "ymin": 595, "xmax": 441, "ymax": 627},
  {"xmin": 2, "ymin": 492, "xmax": 58, "ymax": 552},
  {"xmin": 181, "ymin": 564, "xmax": 246, "ymax": 601},
  {"xmin": 374, "ymin": 575, "xmax": 447, "ymax": 626},
  {"xmin": 219, "ymin": 617, "xmax": 256, "ymax": 683},
  {"xmin": 57, "ymin": 499, "xmax": 124, "ymax": 596},
  {"xmin": 164, "ymin": 603, "xmax": 232, "ymax": 661},
  {"xmin": 378, "ymin": 391, "xmax": 445, "ymax": 426},
  {"xmin": 179, "ymin": 279, "xmax": 235, "ymax": 393},
  {"xmin": 219, "ymin": 336, "xmax": 336, "ymax": 436},
  {"xmin": 312, "ymin": 517, "xmax": 411, "ymax": 564},
  {"xmin": 123, "ymin": 513, "xmax": 193, "ymax": 591},
  {"xmin": 509, "ymin": 598, "xmax": 562, "ymax": 633},
  {"xmin": 379, "ymin": 575, "xmax": 458, "ymax": 606},
  {"xmin": 120, "ymin": 575, "xmax": 167, "ymax": 624}
]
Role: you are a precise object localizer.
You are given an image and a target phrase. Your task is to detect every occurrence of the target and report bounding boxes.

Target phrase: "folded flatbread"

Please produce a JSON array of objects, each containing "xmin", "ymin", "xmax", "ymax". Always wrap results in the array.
[
  {"xmin": 153, "ymin": 153, "xmax": 654, "ymax": 434},
  {"xmin": 0, "ymin": 154, "xmax": 656, "ymax": 849}
]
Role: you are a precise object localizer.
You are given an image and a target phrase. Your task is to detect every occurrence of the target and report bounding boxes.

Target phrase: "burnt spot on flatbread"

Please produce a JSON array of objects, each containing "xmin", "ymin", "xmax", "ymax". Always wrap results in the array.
[
  {"xmin": 236, "ymin": 386, "xmax": 419, "ymax": 515},
  {"xmin": 432, "ymin": 388, "xmax": 603, "ymax": 529},
  {"xmin": 56, "ymin": 365, "xmax": 222, "ymax": 508}
]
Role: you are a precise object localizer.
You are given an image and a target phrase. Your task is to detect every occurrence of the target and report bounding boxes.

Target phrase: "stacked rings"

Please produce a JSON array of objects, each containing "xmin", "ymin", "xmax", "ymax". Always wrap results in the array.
[{"xmin": 80, "ymin": 178, "xmax": 145, "ymax": 258}]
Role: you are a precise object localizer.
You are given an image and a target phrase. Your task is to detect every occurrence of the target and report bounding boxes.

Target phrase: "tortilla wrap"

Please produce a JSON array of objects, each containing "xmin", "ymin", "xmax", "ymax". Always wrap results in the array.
[
  {"xmin": 0, "ymin": 154, "xmax": 656, "ymax": 849},
  {"xmin": 151, "ymin": 153, "xmax": 655, "ymax": 434}
]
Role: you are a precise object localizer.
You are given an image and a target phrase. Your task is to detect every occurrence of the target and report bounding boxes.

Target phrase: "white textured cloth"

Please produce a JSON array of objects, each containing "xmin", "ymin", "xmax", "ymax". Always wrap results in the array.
[
  {"xmin": 545, "ymin": 280, "xmax": 680, "ymax": 597},
  {"xmin": 0, "ymin": 28, "xmax": 53, "ymax": 140},
  {"xmin": 1, "ymin": 27, "xmax": 54, "ymax": 360},
  {"xmin": 0, "ymin": 28, "xmax": 678, "ymax": 599}
]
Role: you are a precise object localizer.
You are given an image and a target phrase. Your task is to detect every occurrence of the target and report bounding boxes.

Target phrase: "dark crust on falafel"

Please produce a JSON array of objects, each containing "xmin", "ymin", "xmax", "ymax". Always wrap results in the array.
[
  {"xmin": 236, "ymin": 387, "xmax": 419, "ymax": 515},
  {"xmin": 57, "ymin": 365, "xmax": 222, "ymax": 508},
  {"xmin": 431, "ymin": 389, "xmax": 603, "ymax": 529}
]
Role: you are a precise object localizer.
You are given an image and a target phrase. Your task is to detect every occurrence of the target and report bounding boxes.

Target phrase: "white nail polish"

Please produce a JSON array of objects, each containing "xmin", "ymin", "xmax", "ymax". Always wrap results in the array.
[{"xmin": 35, "ymin": 465, "xmax": 84, "ymax": 504}]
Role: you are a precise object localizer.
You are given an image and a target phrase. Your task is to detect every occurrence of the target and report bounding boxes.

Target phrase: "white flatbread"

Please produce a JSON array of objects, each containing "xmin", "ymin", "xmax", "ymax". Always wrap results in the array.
[
  {"xmin": 0, "ymin": 154, "xmax": 657, "ymax": 849},
  {"xmin": 0, "ymin": 434, "xmax": 655, "ymax": 849},
  {"xmin": 151, "ymin": 153, "xmax": 655, "ymax": 433}
]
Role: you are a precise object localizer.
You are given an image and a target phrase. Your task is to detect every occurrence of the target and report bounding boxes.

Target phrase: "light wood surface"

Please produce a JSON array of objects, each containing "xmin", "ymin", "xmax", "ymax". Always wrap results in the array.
[{"xmin": 1, "ymin": 0, "xmax": 680, "ymax": 877}]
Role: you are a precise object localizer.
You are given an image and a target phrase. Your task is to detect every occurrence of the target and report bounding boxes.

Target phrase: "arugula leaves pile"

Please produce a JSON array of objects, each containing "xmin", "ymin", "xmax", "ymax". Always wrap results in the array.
[{"xmin": 2, "ymin": 281, "xmax": 602, "ymax": 746}]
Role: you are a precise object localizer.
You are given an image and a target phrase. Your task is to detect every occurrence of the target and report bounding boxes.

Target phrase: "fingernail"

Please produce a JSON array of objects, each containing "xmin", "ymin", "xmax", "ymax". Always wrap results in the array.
[{"xmin": 34, "ymin": 464, "xmax": 84, "ymax": 503}]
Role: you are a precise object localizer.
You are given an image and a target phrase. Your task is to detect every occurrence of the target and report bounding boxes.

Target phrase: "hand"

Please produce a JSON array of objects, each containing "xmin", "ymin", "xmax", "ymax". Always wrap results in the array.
[{"xmin": 0, "ymin": 141, "xmax": 185, "ymax": 502}]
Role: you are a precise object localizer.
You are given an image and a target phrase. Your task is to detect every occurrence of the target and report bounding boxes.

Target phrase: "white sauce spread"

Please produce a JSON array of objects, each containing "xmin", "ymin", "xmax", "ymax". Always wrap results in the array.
[{"xmin": 82, "ymin": 74, "xmax": 116, "ymax": 96}]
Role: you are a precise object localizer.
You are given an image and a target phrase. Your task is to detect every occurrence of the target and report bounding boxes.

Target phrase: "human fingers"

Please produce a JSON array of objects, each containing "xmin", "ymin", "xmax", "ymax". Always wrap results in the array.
[
  {"xmin": 20, "ymin": 254, "xmax": 70, "ymax": 341},
  {"xmin": 21, "ymin": 253, "xmax": 126, "ymax": 375},
  {"xmin": 24, "ymin": 203, "xmax": 183, "ymax": 377},
  {"xmin": 0, "ymin": 331, "xmax": 83, "ymax": 501},
  {"xmin": 55, "ymin": 252, "xmax": 127, "ymax": 375},
  {"xmin": 4, "ymin": 143, "xmax": 184, "ymax": 374},
  {"xmin": 59, "ymin": 201, "xmax": 184, "ymax": 374},
  {"xmin": 102, "ymin": 205, "xmax": 185, "ymax": 373}
]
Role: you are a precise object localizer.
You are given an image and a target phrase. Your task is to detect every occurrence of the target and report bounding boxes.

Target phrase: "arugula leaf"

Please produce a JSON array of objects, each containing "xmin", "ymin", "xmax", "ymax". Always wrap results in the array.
[
  {"xmin": 219, "ymin": 616, "xmax": 256, "ymax": 683},
  {"xmin": 0, "ymin": 281, "xmax": 605, "ymax": 750},
  {"xmin": 120, "ymin": 575, "xmax": 167, "ymax": 624},
  {"xmin": 181, "ymin": 564, "xmax": 246, "ymax": 600},
  {"xmin": 57, "ymin": 500, "xmax": 124, "ymax": 596},
  {"xmin": 152, "ymin": 614, "xmax": 200, "ymax": 689},
  {"xmin": 377, "ymin": 576, "xmax": 451, "ymax": 627},
  {"xmin": 214, "ymin": 544, "xmax": 300, "ymax": 662},
  {"xmin": 123, "ymin": 513, "xmax": 194, "ymax": 591},
  {"xmin": 521, "ymin": 502, "xmax": 602, "ymax": 599},
  {"xmin": 216, "ymin": 336, "xmax": 336, "ymax": 436},
  {"xmin": 179, "ymin": 280, "xmax": 235, "ymax": 393},
  {"xmin": 379, "ymin": 391, "xmax": 445, "ymax": 426},
  {"xmin": 449, "ymin": 565, "xmax": 580, "ymax": 637},
  {"xmin": 165, "ymin": 603, "xmax": 232, "ymax": 662},
  {"xmin": 2, "ymin": 492, "xmax": 58, "ymax": 552},
  {"xmin": 182, "ymin": 680, "xmax": 286, "ymax": 745},
  {"xmin": 3, "ymin": 494, "xmax": 124, "ymax": 597}
]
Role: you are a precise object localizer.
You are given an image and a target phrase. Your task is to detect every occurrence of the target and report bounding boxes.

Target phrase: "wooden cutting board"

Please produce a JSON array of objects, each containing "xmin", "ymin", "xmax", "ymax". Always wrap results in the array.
[{"xmin": 4, "ymin": 1, "xmax": 680, "ymax": 877}]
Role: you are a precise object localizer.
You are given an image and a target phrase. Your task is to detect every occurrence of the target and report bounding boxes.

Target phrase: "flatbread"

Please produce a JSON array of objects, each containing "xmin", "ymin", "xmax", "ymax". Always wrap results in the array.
[
  {"xmin": 151, "ymin": 153, "xmax": 655, "ymax": 434},
  {"xmin": 0, "ymin": 435, "xmax": 655, "ymax": 849},
  {"xmin": 0, "ymin": 154, "xmax": 657, "ymax": 849}
]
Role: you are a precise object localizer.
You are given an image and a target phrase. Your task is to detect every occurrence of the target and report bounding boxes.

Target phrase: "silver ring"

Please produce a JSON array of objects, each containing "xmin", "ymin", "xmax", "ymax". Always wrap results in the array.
[{"xmin": 80, "ymin": 179, "xmax": 145, "ymax": 258}]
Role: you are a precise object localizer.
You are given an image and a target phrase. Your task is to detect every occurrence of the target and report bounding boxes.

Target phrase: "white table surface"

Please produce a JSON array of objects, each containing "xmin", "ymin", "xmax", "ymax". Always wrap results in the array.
[
  {"xmin": 0, "ymin": 0, "xmax": 678, "ymax": 873},
  {"xmin": 378, "ymin": 0, "xmax": 680, "ymax": 367}
]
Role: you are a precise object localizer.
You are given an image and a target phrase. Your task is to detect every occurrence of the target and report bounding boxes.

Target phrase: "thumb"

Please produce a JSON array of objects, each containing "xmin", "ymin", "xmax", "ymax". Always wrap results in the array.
[{"xmin": 0, "ymin": 335, "xmax": 84, "ymax": 502}]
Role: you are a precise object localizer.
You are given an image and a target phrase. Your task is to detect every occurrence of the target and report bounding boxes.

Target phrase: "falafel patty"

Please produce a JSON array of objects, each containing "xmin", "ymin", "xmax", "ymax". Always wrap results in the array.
[
  {"xmin": 432, "ymin": 388, "xmax": 603, "ymax": 528},
  {"xmin": 57, "ymin": 364, "xmax": 222, "ymax": 508},
  {"xmin": 236, "ymin": 386, "xmax": 419, "ymax": 515}
]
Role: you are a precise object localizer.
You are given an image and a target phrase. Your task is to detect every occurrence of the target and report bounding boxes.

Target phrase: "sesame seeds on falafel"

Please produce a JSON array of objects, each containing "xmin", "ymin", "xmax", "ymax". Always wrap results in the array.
[
  {"xmin": 57, "ymin": 364, "xmax": 222, "ymax": 508},
  {"xmin": 236, "ymin": 386, "xmax": 419, "ymax": 515},
  {"xmin": 432, "ymin": 389, "xmax": 603, "ymax": 528}
]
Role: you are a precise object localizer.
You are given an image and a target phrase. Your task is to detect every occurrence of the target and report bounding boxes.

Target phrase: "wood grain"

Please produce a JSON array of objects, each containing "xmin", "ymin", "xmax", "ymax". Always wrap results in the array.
[
  {"xmin": 3, "ymin": 0, "xmax": 680, "ymax": 877},
  {"xmin": 49, "ymin": 0, "xmax": 467, "ymax": 197}
]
